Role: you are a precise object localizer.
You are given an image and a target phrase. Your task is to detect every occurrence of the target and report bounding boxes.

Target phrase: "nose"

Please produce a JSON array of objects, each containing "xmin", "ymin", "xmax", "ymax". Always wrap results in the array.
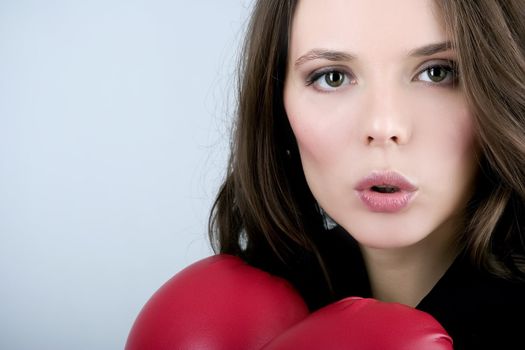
[{"xmin": 362, "ymin": 84, "xmax": 411, "ymax": 147}]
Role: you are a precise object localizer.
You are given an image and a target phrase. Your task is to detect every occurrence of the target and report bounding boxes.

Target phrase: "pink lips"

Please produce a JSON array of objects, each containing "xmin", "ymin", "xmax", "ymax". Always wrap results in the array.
[{"xmin": 355, "ymin": 171, "xmax": 417, "ymax": 213}]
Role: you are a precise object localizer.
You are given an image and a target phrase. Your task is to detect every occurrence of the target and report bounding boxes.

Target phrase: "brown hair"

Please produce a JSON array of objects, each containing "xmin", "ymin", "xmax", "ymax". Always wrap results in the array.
[
  {"xmin": 209, "ymin": 0, "xmax": 525, "ymax": 287},
  {"xmin": 437, "ymin": 0, "xmax": 525, "ymax": 277}
]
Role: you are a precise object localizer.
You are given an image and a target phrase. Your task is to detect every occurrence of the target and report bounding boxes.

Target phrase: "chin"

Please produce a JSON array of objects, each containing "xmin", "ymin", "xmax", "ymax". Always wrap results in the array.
[
  {"xmin": 339, "ymin": 218, "xmax": 431, "ymax": 250},
  {"xmin": 353, "ymin": 234, "xmax": 424, "ymax": 250}
]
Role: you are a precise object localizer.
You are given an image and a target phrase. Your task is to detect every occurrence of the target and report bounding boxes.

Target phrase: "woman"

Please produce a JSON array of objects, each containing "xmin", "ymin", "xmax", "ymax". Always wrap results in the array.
[{"xmin": 208, "ymin": 0, "xmax": 525, "ymax": 348}]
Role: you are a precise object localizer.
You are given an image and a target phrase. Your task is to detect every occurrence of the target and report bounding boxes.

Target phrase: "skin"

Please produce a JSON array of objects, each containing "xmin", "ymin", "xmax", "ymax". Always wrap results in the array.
[{"xmin": 284, "ymin": 0, "xmax": 479, "ymax": 306}]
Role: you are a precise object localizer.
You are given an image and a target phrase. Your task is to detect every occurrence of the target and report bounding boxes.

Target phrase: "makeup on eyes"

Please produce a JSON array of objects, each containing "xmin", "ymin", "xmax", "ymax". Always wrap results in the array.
[
  {"xmin": 301, "ymin": 57, "xmax": 459, "ymax": 92},
  {"xmin": 305, "ymin": 67, "xmax": 355, "ymax": 91},
  {"xmin": 413, "ymin": 59, "xmax": 459, "ymax": 86}
]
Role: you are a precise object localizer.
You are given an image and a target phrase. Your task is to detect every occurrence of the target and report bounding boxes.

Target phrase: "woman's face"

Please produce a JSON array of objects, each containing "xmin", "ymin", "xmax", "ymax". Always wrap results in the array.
[{"xmin": 284, "ymin": 0, "xmax": 479, "ymax": 249}]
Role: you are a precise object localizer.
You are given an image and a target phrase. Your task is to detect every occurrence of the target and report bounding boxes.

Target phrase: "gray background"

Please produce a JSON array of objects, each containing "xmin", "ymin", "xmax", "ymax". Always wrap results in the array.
[{"xmin": 0, "ymin": 1, "xmax": 253, "ymax": 349}]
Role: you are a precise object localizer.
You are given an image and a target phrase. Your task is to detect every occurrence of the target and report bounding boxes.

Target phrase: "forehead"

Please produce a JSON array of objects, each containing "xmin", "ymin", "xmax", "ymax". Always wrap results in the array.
[{"xmin": 290, "ymin": 0, "xmax": 447, "ymax": 58}]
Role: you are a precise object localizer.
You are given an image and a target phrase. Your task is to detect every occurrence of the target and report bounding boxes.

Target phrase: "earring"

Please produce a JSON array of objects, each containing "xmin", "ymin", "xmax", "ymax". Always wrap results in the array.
[{"xmin": 318, "ymin": 206, "xmax": 338, "ymax": 230}]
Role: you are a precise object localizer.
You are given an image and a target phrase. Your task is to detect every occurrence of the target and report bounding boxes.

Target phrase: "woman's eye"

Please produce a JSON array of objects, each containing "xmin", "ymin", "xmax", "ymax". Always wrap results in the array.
[
  {"xmin": 416, "ymin": 64, "xmax": 458, "ymax": 85},
  {"xmin": 307, "ymin": 69, "xmax": 353, "ymax": 91},
  {"xmin": 323, "ymin": 71, "xmax": 346, "ymax": 87}
]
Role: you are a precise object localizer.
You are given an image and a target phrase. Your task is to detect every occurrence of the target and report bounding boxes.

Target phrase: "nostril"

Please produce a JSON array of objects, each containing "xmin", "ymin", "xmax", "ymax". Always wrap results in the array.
[{"xmin": 367, "ymin": 135, "xmax": 400, "ymax": 145}]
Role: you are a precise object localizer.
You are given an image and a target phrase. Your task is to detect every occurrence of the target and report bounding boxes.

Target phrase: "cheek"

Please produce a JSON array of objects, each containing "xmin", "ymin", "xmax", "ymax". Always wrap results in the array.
[
  {"xmin": 289, "ymin": 117, "xmax": 333, "ymax": 162},
  {"xmin": 285, "ymin": 93, "xmax": 353, "ymax": 169},
  {"xmin": 284, "ymin": 92, "xmax": 361, "ymax": 214},
  {"xmin": 428, "ymin": 102, "xmax": 476, "ymax": 165},
  {"xmin": 414, "ymin": 96, "xmax": 479, "ymax": 197}
]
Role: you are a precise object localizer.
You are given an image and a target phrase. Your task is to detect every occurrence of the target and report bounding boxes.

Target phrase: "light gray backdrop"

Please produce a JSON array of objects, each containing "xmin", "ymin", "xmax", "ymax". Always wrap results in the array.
[{"xmin": 0, "ymin": 1, "xmax": 254, "ymax": 349}]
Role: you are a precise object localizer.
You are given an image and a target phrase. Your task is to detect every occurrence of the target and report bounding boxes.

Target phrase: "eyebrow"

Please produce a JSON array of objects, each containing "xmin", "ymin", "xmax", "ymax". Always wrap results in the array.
[
  {"xmin": 408, "ymin": 41, "xmax": 452, "ymax": 56},
  {"xmin": 294, "ymin": 49, "xmax": 355, "ymax": 67},
  {"xmin": 294, "ymin": 41, "xmax": 453, "ymax": 67}
]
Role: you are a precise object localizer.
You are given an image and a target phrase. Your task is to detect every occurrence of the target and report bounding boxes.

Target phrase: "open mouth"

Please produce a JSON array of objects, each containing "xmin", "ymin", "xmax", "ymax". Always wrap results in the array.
[
  {"xmin": 370, "ymin": 185, "xmax": 400, "ymax": 194},
  {"xmin": 355, "ymin": 171, "xmax": 417, "ymax": 213}
]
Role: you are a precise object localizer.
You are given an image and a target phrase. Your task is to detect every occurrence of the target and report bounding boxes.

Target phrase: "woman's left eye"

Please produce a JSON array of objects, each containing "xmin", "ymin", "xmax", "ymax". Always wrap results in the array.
[{"xmin": 415, "ymin": 63, "xmax": 458, "ymax": 85}]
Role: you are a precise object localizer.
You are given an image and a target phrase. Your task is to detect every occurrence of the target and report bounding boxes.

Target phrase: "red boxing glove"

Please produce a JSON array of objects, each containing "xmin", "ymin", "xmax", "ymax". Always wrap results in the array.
[
  {"xmin": 262, "ymin": 297, "xmax": 453, "ymax": 350},
  {"xmin": 125, "ymin": 254, "xmax": 309, "ymax": 350}
]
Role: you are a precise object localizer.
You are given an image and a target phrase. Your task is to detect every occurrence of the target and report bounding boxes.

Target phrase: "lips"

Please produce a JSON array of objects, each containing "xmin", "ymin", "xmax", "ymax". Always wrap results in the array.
[{"xmin": 355, "ymin": 171, "xmax": 417, "ymax": 213}]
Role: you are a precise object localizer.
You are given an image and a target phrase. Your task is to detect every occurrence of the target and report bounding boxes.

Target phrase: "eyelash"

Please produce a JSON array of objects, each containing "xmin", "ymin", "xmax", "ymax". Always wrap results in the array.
[
  {"xmin": 305, "ymin": 68, "xmax": 353, "ymax": 90},
  {"xmin": 415, "ymin": 61, "xmax": 459, "ymax": 86},
  {"xmin": 305, "ymin": 61, "xmax": 459, "ymax": 92}
]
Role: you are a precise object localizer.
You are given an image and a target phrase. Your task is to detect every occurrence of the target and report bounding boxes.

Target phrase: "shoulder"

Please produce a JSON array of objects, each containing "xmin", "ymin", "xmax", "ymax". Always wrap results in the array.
[
  {"xmin": 455, "ymin": 277, "xmax": 525, "ymax": 349},
  {"xmin": 418, "ymin": 255, "xmax": 525, "ymax": 350}
]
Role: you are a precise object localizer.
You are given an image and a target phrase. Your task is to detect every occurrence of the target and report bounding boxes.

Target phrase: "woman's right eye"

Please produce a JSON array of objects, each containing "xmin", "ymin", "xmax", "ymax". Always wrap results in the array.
[{"xmin": 306, "ymin": 69, "xmax": 354, "ymax": 91}]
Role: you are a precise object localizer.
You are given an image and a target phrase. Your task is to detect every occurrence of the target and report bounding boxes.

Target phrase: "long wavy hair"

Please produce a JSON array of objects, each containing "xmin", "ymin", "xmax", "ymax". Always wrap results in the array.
[{"xmin": 209, "ymin": 0, "xmax": 525, "ymax": 289}]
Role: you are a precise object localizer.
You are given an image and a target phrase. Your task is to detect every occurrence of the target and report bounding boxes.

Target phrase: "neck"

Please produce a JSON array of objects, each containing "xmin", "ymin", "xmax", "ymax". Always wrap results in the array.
[{"xmin": 360, "ymin": 221, "xmax": 461, "ymax": 307}]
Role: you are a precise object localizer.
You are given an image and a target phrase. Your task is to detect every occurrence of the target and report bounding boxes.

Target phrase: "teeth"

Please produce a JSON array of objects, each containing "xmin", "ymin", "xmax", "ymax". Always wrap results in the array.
[{"xmin": 371, "ymin": 185, "xmax": 399, "ymax": 193}]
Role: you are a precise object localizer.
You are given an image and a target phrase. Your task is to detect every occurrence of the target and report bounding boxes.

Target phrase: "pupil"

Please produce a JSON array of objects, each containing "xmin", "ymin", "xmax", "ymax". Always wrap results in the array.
[
  {"xmin": 326, "ymin": 72, "xmax": 344, "ymax": 87},
  {"xmin": 429, "ymin": 67, "xmax": 446, "ymax": 82}
]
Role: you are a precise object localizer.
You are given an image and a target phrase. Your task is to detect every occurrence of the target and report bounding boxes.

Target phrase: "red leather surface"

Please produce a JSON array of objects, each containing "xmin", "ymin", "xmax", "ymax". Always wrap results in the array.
[
  {"xmin": 262, "ymin": 297, "xmax": 453, "ymax": 350},
  {"xmin": 125, "ymin": 254, "xmax": 309, "ymax": 350}
]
